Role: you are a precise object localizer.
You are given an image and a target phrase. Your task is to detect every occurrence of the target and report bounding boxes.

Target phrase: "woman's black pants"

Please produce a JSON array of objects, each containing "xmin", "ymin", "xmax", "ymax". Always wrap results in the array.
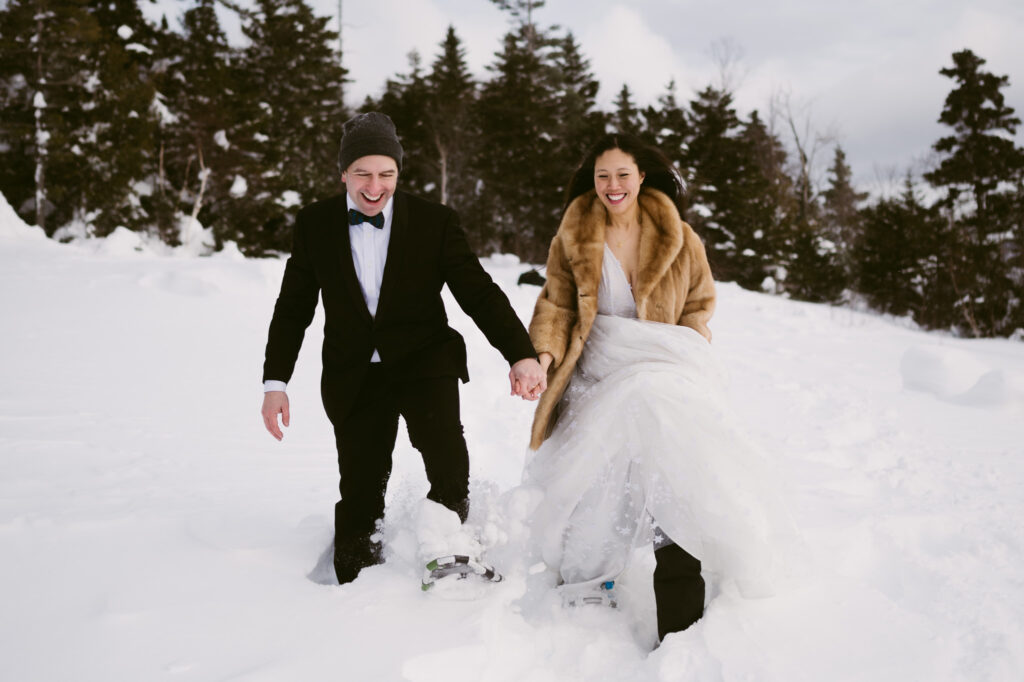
[{"xmin": 654, "ymin": 543, "xmax": 705, "ymax": 640}]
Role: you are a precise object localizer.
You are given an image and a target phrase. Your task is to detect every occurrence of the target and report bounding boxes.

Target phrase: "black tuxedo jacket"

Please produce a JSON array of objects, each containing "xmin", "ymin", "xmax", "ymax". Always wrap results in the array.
[{"xmin": 263, "ymin": 189, "xmax": 536, "ymax": 423}]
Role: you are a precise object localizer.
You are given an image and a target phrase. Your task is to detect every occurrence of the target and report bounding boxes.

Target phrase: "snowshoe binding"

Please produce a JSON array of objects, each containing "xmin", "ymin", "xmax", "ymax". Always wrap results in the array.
[
  {"xmin": 421, "ymin": 555, "xmax": 503, "ymax": 591},
  {"xmin": 562, "ymin": 580, "xmax": 618, "ymax": 608}
]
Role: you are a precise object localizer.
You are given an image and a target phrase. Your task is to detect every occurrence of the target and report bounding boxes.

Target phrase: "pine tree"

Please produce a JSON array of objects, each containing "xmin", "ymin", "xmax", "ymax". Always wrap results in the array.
[
  {"xmin": 427, "ymin": 26, "xmax": 477, "ymax": 210},
  {"xmin": 926, "ymin": 50, "xmax": 1024, "ymax": 220},
  {"xmin": 489, "ymin": 0, "xmax": 546, "ymax": 53},
  {"xmin": 1009, "ymin": 181, "xmax": 1024, "ymax": 334},
  {"xmin": 782, "ymin": 219, "xmax": 847, "ymax": 303},
  {"xmin": 0, "ymin": 0, "xmax": 44, "ymax": 226},
  {"xmin": 370, "ymin": 51, "xmax": 433, "ymax": 199},
  {"xmin": 151, "ymin": 0, "xmax": 245, "ymax": 245},
  {"xmin": 549, "ymin": 32, "xmax": 606, "ymax": 169},
  {"xmin": 234, "ymin": 0, "xmax": 348, "ymax": 254},
  {"xmin": 80, "ymin": 0, "xmax": 162, "ymax": 236},
  {"xmin": 924, "ymin": 49, "xmax": 1024, "ymax": 336},
  {"xmin": 642, "ymin": 80, "xmax": 689, "ymax": 171},
  {"xmin": 685, "ymin": 86, "xmax": 782, "ymax": 286},
  {"xmin": 612, "ymin": 84, "xmax": 642, "ymax": 136},
  {"xmin": 685, "ymin": 85, "xmax": 742, "ymax": 265},
  {"xmin": 731, "ymin": 110, "xmax": 792, "ymax": 291},
  {"xmin": 774, "ymin": 116, "xmax": 848, "ymax": 303},
  {"xmin": 0, "ymin": 0, "xmax": 101, "ymax": 234},
  {"xmin": 474, "ymin": 19, "xmax": 562, "ymax": 259},
  {"xmin": 821, "ymin": 145, "xmax": 867, "ymax": 278},
  {"xmin": 855, "ymin": 176, "xmax": 952, "ymax": 327}
]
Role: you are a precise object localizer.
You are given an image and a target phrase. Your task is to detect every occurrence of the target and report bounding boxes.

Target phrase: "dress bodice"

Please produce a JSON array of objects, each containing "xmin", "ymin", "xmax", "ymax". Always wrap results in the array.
[{"xmin": 597, "ymin": 243, "xmax": 638, "ymax": 318}]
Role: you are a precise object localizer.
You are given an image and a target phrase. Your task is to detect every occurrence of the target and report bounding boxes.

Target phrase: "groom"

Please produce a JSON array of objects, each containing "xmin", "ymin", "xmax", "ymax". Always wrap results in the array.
[{"xmin": 261, "ymin": 112, "xmax": 545, "ymax": 584}]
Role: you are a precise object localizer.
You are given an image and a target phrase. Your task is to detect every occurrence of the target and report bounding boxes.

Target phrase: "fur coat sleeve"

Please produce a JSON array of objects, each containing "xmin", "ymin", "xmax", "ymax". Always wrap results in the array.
[{"xmin": 529, "ymin": 232, "xmax": 577, "ymax": 369}]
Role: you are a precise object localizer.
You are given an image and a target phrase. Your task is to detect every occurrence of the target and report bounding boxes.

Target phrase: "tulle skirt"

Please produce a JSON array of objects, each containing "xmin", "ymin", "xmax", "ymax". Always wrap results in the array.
[{"xmin": 525, "ymin": 314, "xmax": 799, "ymax": 598}]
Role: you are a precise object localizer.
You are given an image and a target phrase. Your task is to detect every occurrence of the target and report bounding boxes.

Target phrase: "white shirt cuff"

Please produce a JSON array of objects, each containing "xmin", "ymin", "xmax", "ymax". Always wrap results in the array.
[{"xmin": 264, "ymin": 380, "xmax": 287, "ymax": 393}]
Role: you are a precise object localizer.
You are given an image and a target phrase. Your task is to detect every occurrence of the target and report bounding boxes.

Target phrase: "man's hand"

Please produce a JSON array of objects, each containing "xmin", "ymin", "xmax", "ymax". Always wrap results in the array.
[
  {"xmin": 262, "ymin": 391, "xmax": 290, "ymax": 441},
  {"xmin": 509, "ymin": 357, "xmax": 547, "ymax": 401}
]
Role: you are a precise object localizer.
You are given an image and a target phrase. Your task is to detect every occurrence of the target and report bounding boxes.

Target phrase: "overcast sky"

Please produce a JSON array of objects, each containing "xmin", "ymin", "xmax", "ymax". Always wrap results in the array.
[{"xmin": 147, "ymin": 0, "xmax": 1024, "ymax": 193}]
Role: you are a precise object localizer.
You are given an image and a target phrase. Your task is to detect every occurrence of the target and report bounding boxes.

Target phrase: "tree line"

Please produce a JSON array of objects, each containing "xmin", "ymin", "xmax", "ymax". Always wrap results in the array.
[{"xmin": 1, "ymin": 0, "xmax": 1022, "ymax": 337}]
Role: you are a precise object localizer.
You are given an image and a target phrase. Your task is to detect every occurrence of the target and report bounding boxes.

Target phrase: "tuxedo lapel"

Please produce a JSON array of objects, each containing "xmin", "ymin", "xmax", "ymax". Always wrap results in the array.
[
  {"xmin": 329, "ymin": 193, "xmax": 373, "ymax": 322},
  {"xmin": 374, "ymin": 190, "xmax": 408, "ymax": 321}
]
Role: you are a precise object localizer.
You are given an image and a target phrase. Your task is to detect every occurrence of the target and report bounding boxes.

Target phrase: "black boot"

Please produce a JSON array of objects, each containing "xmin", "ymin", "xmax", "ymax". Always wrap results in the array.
[
  {"xmin": 653, "ymin": 543, "xmax": 705, "ymax": 640},
  {"xmin": 333, "ymin": 534, "xmax": 382, "ymax": 585}
]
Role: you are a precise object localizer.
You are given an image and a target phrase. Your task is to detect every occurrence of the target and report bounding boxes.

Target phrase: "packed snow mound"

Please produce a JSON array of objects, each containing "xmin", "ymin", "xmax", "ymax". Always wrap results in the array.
[
  {"xmin": 900, "ymin": 343, "xmax": 1024, "ymax": 407},
  {"xmin": 0, "ymin": 193, "xmax": 47, "ymax": 242},
  {"xmin": 91, "ymin": 225, "xmax": 147, "ymax": 255},
  {"xmin": 0, "ymin": 190, "xmax": 229, "ymax": 258}
]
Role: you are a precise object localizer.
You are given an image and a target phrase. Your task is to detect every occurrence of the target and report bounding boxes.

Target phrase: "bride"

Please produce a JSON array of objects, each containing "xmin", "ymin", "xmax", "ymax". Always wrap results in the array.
[{"xmin": 523, "ymin": 133, "xmax": 796, "ymax": 641}]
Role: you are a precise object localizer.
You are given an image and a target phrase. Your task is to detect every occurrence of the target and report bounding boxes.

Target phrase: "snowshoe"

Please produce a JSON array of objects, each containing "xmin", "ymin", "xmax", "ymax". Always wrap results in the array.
[
  {"xmin": 562, "ymin": 580, "xmax": 618, "ymax": 608},
  {"xmin": 421, "ymin": 555, "xmax": 503, "ymax": 591}
]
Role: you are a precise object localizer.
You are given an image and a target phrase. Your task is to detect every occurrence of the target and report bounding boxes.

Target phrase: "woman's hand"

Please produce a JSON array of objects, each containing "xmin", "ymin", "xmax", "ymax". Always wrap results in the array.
[
  {"xmin": 538, "ymin": 352, "xmax": 553, "ymax": 374},
  {"xmin": 509, "ymin": 357, "xmax": 547, "ymax": 400}
]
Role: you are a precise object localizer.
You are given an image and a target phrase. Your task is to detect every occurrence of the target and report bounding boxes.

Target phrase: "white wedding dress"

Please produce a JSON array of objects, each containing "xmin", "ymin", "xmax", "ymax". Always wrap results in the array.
[{"xmin": 525, "ymin": 245, "xmax": 797, "ymax": 597}]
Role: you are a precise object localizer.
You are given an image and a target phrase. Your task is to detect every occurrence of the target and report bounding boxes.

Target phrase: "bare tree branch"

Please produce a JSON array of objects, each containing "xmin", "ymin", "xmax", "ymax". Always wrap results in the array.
[{"xmin": 707, "ymin": 37, "xmax": 747, "ymax": 94}]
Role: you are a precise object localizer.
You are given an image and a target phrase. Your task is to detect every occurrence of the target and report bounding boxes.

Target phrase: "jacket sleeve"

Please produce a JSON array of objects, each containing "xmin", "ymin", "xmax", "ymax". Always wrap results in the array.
[
  {"xmin": 529, "ymin": 232, "xmax": 577, "ymax": 368},
  {"xmin": 262, "ymin": 211, "xmax": 321, "ymax": 383},
  {"xmin": 677, "ymin": 225, "xmax": 715, "ymax": 341},
  {"xmin": 441, "ymin": 210, "xmax": 537, "ymax": 366}
]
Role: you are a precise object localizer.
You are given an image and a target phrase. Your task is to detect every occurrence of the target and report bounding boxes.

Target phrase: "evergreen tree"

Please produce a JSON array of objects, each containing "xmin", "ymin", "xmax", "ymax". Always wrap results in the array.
[
  {"xmin": 1, "ymin": 0, "xmax": 167, "ymax": 237},
  {"xmin": 686, "ymin": 86, "xmax": 786, "ymax": 288},
  {"xmin": 426, "ymin": 26, "xmax": 478, "ymax": 210},
  {"xmin": 782, "ymin": 219, "xmax": 847, "ymax": 303},
  {"xmin": 234, "ymin": 0, "xmax": 348, "ymax": 254},
  {"xmin": 779, "ymin": 143, "xmax": 863, "ymax": 304},
  {"xmin": 642, "ymin": 80, "xmax": 689, "ymax": 172},
  {"xmin": 549, "ymin": 32, "xmax": 606, "ymax": 170},
  {"xmin": 0, "ymin": 0, "xmax": 101, "ymax": 233},
  {"xmin": 926, "ymin": 50, "xmax": 1024, "ymax": 220},
  {"xmin": 774, "ymin": 120, "xmax": 847, "ymax": 303},
  {"xmin": 855, "ymin": 176, "xmax": 952, "ymax": 327},
  {"xmin": 731, "ymin": 110, "xmax": 792, "ymax": 291},
  {"xmin": 151, "ymin": 0, "xmax": 245, "ymax": 245},
  {"xmin": 474, "ymin": 20, "xmax": 562, "ymax": 258},
  {"xmin": 1009, "ymin": 181, "xmax": 1024, "ymax": 334},
  {"xmin": 0, "ymin": 0, "xmax": 44, "ymax": 226},
  {"xmin": 821, "ymin": 145, "xmax": 867, "ymax": 278},
  {"xmin": 370, "ymin": 51, "xmax": 433, "ymax": 199},
  {"xmin": 612, "ymin": 84, "xmax": 642, "ymax": 136},
  {"xmin": 372, "ymin": 29, "xmax": 484, "ymax": 243},
  {"xmin": 80, "ymin": 0, "xmax": 162, "ymax": 236},
  {"xmin": 685, "ymin": 85, "xmax": 743, "ymax": 266},
  {"xmin": 489, "ymin": 0, "xmax": 546, "ymax": 53},
  {"xmin": 924, "ymin": 49, "xmax": 1024, "ymax": 335}
]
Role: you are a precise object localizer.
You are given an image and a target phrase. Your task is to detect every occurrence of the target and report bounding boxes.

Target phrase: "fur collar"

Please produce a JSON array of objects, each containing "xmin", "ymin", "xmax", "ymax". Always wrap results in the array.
[{"xmin": 559, "ymin": 187, "xmax": 685, "ymax": 304}]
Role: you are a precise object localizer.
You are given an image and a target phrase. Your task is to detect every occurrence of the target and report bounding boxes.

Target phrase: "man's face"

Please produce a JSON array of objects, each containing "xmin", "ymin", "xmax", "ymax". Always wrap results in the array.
[{"xmin": 342, "ymin": 155, "xmax": 399, "ymax": 216}]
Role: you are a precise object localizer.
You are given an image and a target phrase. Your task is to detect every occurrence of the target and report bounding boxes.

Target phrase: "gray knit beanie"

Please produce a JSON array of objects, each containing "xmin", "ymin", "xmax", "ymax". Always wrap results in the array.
[{"xmin": 338, "ymin": 112, "xmax": 404, "ymax": 173}]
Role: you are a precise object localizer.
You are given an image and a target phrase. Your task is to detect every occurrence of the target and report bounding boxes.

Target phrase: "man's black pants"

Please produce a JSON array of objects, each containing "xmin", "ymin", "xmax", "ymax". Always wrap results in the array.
[{"xmin": 329, "ymin": 365, "xmax": 469, "ymax": 584}]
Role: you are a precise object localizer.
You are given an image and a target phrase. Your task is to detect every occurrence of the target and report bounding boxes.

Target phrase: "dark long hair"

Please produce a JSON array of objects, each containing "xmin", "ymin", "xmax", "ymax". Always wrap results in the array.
[{"xmin": 563, "ymin": 133, "xmax": 685, "ymax": 216}]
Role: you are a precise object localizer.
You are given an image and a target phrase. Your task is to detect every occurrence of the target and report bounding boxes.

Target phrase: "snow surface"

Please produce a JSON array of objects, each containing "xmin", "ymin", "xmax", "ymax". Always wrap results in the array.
[{"xmin": 2, "ymin": 195, "xmax": 1023, "ymax": 681}]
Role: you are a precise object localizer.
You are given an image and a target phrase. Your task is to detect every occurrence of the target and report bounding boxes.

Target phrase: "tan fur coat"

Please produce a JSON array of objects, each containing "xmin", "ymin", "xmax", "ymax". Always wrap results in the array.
[{"xmin": 527, "ymin": 188, "xmax": 716, "ymax": 449}]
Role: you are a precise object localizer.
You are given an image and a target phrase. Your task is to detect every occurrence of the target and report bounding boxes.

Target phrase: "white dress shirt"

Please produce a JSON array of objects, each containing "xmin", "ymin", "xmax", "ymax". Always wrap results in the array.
[{"xmin": 264, "ymin": 193, "xmax": 394, "ymax": 393}]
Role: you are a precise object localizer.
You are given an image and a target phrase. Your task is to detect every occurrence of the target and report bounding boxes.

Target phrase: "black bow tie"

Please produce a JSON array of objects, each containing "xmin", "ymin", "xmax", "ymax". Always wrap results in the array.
[{"xmin": 348, "ymin": 209, "xmax": 385, "ymax": 229}]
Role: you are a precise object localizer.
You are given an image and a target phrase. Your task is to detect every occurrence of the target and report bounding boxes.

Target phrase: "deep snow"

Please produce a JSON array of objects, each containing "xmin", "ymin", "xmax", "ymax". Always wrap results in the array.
[{"xmin": 2, "ymin": 195, "xmax": 1023, "ymax": 681}]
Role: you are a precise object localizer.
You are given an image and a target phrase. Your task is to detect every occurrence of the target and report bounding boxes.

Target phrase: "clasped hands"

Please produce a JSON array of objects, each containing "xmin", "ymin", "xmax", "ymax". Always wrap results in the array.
[{"xmin": 509, "ymin": 353, "xmax": 552, "ymax": 402}]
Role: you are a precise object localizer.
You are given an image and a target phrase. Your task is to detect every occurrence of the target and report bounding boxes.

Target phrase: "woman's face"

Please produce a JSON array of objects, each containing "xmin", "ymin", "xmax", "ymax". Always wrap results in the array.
[{"xmin": 594, "ymin": 147, "xmax": 645, "ymax": 216}]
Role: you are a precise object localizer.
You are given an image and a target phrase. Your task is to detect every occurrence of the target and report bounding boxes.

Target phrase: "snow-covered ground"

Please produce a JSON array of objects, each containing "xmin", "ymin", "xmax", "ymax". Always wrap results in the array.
[{"xmin": 2, "ymin": 195, "xmax": 1023, "ymax": 681}]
